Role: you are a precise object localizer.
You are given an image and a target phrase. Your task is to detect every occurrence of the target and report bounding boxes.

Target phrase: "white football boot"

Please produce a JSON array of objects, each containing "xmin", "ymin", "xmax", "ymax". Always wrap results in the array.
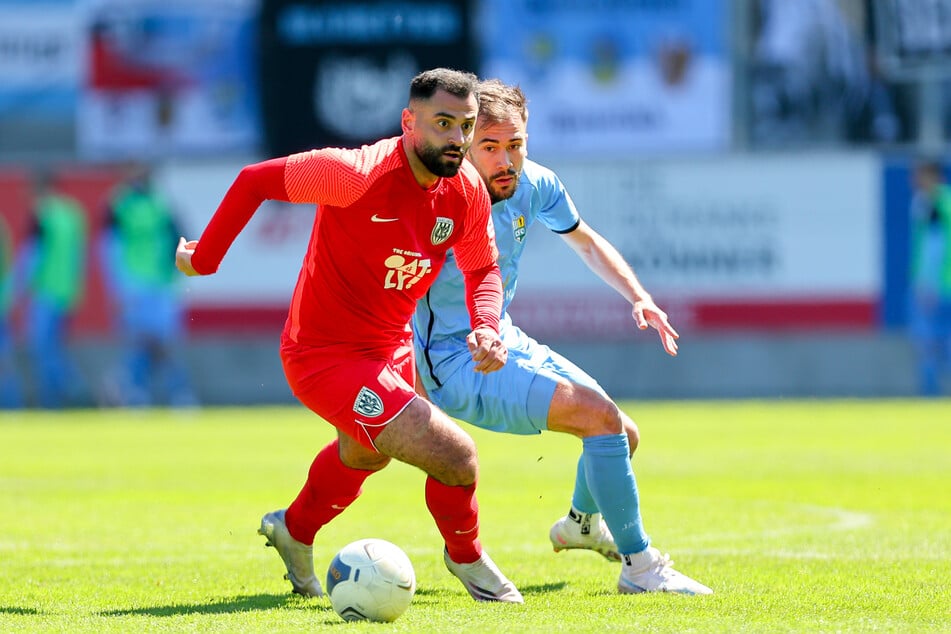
[
  {"xmin": 443, "ymin": 548, "xmax": 524, "ymax": 603},
  {"xmin": 258, "ymin": 509, "xmax": 324, "ymax": 597},
  {"xmin": 618, "ymin": 546, "xmax": 713, "ymax": 595},
  {"xmin": 549, "ymin": 509, "xmax": 622, "ymax": 562}
]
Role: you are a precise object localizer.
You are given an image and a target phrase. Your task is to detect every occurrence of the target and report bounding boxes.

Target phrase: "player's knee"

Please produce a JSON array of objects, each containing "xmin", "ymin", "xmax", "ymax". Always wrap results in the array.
[
  {"xmin": 623, "ymin": 416, "xmax": 640, "ymax": 454},
  {"xmin": 338, "ymin": 439, "xmax": 391, "ymax": 471},
  {"xmin": 421, "ymin": 412, "xmax": 479, "ymax": 485},
  {"xmin": 343, "ymin": 452, "xmax": 391, "ymax": 471},
  {"xmin": 447, "ymin": 459, "xmax": 478, "ymax": 486},
  {"xmin": 440, "ymin": 438, "xmax": 479, "ymax": 486},
  {"xmin": 586, "ymin": 395, "xmax": 624, "ymax": 436}
]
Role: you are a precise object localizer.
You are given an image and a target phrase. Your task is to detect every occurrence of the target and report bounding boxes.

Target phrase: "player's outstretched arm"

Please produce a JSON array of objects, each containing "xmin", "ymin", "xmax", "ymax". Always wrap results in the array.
[
  {"xmin": 561, "ymin": 219, "xmax": 679, "ymax": 356},
  {"xmin": 184, "ymin": 158, "xmax": 290, "ymax": 276}
]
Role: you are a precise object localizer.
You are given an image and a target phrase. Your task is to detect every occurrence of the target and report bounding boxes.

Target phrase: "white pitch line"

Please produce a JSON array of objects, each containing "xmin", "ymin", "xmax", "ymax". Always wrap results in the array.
[{"xmin": 673, "ymin": 501, "xmax": 875, "ymax": 546}]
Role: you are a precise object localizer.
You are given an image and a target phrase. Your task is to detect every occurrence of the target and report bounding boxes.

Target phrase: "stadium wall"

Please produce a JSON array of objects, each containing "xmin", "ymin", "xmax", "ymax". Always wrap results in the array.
[{"xmin": 56, "ymin": 332, "xmax": 916, "ymax": 408}]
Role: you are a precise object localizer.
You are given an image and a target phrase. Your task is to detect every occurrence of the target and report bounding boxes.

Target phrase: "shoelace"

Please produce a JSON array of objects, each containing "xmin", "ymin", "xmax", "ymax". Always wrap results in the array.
[{"xmin": 650, "ymin": 550, "xmax": 676, "ymax": 577}]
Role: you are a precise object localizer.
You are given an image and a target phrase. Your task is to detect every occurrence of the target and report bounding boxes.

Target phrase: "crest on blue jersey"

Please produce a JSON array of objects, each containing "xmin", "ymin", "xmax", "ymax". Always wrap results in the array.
[
  {"xmin": 353, "ymin": 386, "xmax": 384, "ymax": 417},
  {"xmin": 431, "ymin": 217, "xmax": 454, "ymax": 245},
  {"xmin": 512, "ymin": 215, "xmax": 526, "ymax": 243}
]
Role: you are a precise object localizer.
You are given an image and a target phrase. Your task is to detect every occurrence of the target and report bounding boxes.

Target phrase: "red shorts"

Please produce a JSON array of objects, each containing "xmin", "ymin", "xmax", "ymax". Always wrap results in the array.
[{"xmin": 280, "ymin": 337, "xmax": 417, "ymax": 451}]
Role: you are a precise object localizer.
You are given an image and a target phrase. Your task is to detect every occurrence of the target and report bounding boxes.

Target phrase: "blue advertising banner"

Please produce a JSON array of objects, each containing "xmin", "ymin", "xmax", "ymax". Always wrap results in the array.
[
  {"xmin": 882, "ymin": 159, "xmax": 914, "ymax": 328},
  {"xmin": 476, "ymin": 0, "xmax": 731, "ymax": 156},
  {"xmin": 882, "ymin": 156, "xmax": 951, "ymax": 330}
]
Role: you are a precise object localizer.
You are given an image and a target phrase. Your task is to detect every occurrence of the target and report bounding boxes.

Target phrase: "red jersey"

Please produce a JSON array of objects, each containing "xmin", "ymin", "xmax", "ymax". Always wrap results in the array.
[{"xmin": 191, "ymin": 136, "xmax": 500, "ymax": 353}]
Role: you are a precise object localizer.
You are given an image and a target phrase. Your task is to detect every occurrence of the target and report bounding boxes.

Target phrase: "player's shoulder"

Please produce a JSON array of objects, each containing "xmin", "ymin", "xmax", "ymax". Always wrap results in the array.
[
  {"xmin": 457, "ymin": 159, "xmax": 485, "ymax": 190},
  {"xmin": 450, "ymin": 159, "xmax": 490, "ymax": 203},
  {"xmin": 514, "ymin": 159, "xmax": 569, "ymax": 207},
  {"xmin": 358, "ymin": 136, "xmax": 401, "ymax": 160},
  {"xmin": 289, "ymin": 136, "xmax": 402, "ymax": 175},
  {"xmin": 519, "ymin": 159, "xmax": 562, "ymax": 190}
]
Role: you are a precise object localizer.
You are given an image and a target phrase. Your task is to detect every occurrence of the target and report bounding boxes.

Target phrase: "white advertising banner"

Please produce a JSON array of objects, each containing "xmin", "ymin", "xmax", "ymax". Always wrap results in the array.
[
  {"xmin": 510, "ymin": 152, "xmax": 881, "ymax": 334},
  {"xmin": 165, "ymin": 152, "xmax": 881, "ymax": 334},
  {"xmin": 522, "ymin": 152, "xmax": 881, "ymax": 296},
  {"xmin": 159, "ymin": 161, "xmax": 312, "ymax": 307}
]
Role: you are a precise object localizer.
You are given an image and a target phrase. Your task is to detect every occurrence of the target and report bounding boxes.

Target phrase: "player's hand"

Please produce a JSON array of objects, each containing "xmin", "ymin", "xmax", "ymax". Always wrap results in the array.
[
  {"xmin": 632, "ymin": 299, "xmax": 679, "ymax": 356},
  {"xmin": 176, "ymin": 237, "xmax": 201, "ymax": 276},
  {"xmin": 466, "ymin": 326, "xmax": 507, "ymax": 374}
]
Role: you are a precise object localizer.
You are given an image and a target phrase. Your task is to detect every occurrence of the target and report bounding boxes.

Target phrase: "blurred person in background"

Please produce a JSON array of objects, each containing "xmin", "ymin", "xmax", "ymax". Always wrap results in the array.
[
  {"xmin": 413, "ymin": 79, "xmax": 711, "ymax": 595},
  {"xmin": 100, "ymin": 162, "xmax": 197, "ymax": 408},
  {"xmin": 0, "ymin": 213, "xmax": 23, "ymax": 409},
  {"xmin": 19, "ymin": 170, "xmax": 89, "ymax": 408},
  {"xmin": 908, "ymin": 160, "xmax": 951, "ymax": 397}
]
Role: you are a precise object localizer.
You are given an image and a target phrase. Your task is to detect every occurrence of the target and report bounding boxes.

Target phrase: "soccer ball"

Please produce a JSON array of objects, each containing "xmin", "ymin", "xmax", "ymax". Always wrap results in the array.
[{"xmin": 326, "ymin": 538, "xmax": 416, "ymax": 622}]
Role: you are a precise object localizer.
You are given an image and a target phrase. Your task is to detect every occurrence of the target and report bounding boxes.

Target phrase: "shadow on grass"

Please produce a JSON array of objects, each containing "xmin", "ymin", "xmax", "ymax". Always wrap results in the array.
[
  {"xmin": 100, "ymin": 583, "xmax": 570, "ymax": 618},
  {"xmin": 409, "ymin": 581, "xmax": 567, "ymax": 605},
  {"xmin": 99, "ymin": 593, "xmax": 333, "ymax": 617},
  {"xmin": 0, "ymin": 606, "xmax": 42, "ymax": 616},
  {"xmin": 520, "ymin": 582, "xmax": 567, "ymax": 594}
]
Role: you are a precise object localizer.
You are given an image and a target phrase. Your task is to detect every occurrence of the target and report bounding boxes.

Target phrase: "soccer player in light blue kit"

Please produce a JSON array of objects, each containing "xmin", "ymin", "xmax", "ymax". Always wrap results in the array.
[{"xmin": 412, "ymin": 80, "xmax": 712, "ymax": 595}]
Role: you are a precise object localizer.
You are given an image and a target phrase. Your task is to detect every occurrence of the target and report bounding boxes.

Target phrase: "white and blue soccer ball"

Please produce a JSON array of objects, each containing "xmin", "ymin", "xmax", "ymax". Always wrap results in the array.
[{"xmin": 326, "ymin": 538, "xmax": 416, "ymax": 622}]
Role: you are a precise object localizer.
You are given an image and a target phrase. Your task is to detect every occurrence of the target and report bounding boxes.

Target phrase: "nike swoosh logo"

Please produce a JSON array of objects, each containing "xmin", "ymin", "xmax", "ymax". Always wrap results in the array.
[
  {"xmin": 453, "ymin": 526, "xmax": 478, "ymax": 535},
  {"xmin": 371, "ymin": 214, "xmax": 398, "ymax": 223}
]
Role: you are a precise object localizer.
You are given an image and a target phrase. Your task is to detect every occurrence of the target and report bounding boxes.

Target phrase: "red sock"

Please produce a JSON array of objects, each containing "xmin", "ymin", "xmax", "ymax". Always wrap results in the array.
[
  {"xmin": 425, "ymin": 476, "xmax": 482, "ymax": 563},
  {"xmin": 284, "ymin": 439, "xmax": 375, "ymax": 545}
]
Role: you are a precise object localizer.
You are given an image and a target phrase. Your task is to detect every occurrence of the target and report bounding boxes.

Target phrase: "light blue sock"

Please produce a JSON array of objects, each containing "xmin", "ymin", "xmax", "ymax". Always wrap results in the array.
[
  {"xmin": 570, "ymin": 454, "xmax": 599, "ymax": 514},
  {"xmin": 582, "ymin": 433, "xmax": 649, "ymax": 554}
]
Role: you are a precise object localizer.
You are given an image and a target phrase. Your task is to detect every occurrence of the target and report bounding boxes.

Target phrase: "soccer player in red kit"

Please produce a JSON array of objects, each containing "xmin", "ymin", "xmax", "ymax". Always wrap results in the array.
[{"xmin": 175, "ymin": 68, "xmax": 523, "ymax": 603}]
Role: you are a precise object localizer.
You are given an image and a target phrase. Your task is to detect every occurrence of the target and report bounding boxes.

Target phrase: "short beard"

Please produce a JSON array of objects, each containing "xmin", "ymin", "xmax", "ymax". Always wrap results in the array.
[
  {"xmin": 488, "ymin": 170, "xmax": 520, "ymax": 204},
  {"xmin": 416, "ymin": 142, "xmax": 463, "ymax": 177}
]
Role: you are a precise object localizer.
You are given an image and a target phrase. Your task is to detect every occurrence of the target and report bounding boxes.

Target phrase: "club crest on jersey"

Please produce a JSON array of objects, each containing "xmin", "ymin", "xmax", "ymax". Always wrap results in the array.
[
  {"xmin": 431, "ymin": 217, "xmax": 454, "ymax": 245},
  {"xmin": 512, "ymin": 215, "xmax": 526, "ymax": 243},
  {"xmin": 353, "ymin": 386, "xmax": 384, "ymax": 417}
]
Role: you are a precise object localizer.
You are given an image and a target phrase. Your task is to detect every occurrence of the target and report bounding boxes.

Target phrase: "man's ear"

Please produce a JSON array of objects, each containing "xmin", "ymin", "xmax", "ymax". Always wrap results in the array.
[{"xmin": 401, "ymin": 107, "xmax": 415, "ymax": 135}]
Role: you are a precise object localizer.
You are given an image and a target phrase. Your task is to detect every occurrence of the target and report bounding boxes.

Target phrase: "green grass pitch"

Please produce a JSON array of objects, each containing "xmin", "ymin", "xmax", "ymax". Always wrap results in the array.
[{"xmin": 1, "ymin": 400, "xmax": 949, "ymax": 633}]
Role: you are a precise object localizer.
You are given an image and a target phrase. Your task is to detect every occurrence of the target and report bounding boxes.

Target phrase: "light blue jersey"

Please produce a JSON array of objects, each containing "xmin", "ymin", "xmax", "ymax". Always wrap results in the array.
[
  {"xmin": 413, "ymin": 159, "xmax": 606, "ymax": 434},
  {"xmin": 415, "ymin": 158, "xmax": 654, "ymax": 558}
]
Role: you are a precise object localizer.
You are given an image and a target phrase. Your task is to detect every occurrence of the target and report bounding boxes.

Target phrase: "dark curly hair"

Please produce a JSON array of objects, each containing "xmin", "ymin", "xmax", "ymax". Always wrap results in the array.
[{"xmin": 409, "ymin": 68, "xmax": 479, "ymax": 103}]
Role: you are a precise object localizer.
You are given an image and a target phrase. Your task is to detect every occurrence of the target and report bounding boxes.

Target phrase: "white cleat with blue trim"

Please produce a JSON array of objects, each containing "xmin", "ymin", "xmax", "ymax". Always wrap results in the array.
[{"xmin": 618, "ymin": 547, "xmax": 713, "ymax": 595}]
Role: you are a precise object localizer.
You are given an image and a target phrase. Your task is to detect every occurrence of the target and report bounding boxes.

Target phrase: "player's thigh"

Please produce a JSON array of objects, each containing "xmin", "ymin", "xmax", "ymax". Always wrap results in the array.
[
  {"xmin": 541, "ymin": 350, "xmax": 622, "ymax": 438},
  {"xmin": 375, "ymin": 397, "xmax": 478, "ymax": 486},
  {"xmin": 428, "ymin": 332, "xmax": 604, "ymax": 435},
  {"xmin": 282, "ymin": 342, "xmax": 417, "ymax": 452},
  {"xmin": 429, "ymin": 349, "xmax": 547, "ymax": 435}
]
